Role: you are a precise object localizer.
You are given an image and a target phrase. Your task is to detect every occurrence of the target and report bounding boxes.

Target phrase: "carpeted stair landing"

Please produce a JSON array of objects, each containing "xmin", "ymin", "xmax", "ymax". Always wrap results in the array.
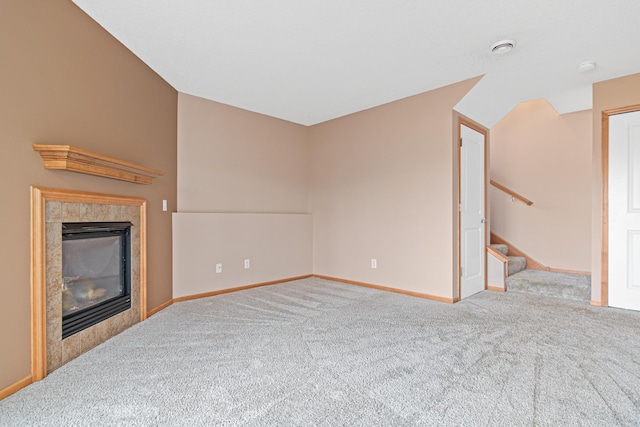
[
  {"xmin": 489, "ymin": 243, "xmax": 526, "ymax": 276},
  {"xmin": 490, "ymin": 243, "xmax": 590, "ymax": 303},
  {"xmin": 506, "ymin": 269, "xmax": 591, "ymax": 303}
]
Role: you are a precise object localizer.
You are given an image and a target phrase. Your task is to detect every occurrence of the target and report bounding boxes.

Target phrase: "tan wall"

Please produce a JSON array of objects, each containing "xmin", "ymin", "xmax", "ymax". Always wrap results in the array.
[
  {"xmin": 490, "ymin": 100, "xmax": 592, "ymax": 272},
  {"xmin": 0, "ymin": 1, "xmax": 177, "ymax": 390},
  {"xmin": 592, "ymin": 73, "xmax": 640, "ymax": 303},
  {"xmin": 309, "ymin": 78, "xmax": 480, "ymax": 298},
  {"xmin": 173, "ymin": 213, "xmax": 312, "ymax": 298},
  {"xmin": 177, "ymin": 93, "xmax": 309, "ymax": 213}
]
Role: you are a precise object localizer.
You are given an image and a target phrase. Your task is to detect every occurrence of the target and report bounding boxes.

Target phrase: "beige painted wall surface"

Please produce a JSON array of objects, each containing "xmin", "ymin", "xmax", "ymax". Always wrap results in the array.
[
  {"xmin": 592, "ymin": 72, "xmax": 640, "ymax": 303},
  {"xmin": 310, "ymin": 78, "xmax": 480, "ymax": 298},
  {"xmin": 173, "ymin": 213, "xmax": 312, "ymax": 298},
  {"xmin": 0, "ymin": 1, "xmax": 177, "ymax": 390},
  {"xmin": 490, "ymin": 100, "xmax": 592, "ymax": 271},
  {"xmin": 178, "ymin": 93, "xmax": 310, "ymax": 213}
]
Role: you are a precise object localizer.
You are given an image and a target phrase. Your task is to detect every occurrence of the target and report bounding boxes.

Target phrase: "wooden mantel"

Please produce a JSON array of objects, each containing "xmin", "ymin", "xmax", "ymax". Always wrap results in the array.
[{"xmin": 33, "ymin": 144, "xmax": 164, "ymax": 184}]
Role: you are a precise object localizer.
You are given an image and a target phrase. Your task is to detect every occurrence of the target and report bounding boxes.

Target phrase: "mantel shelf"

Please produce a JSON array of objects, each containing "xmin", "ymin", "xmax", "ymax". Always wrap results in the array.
[{"xmin": 33, "ymin": 144, "xmax": 164, "ymax": 185}]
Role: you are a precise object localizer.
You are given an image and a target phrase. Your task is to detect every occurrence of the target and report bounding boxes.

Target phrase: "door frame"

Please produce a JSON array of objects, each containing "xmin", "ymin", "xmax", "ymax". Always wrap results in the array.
[
  {"xmin": 456, "ymin": 115, "xmax": 489, "ymax": 301},
  {"xmin": 601, "ymin": 104, "xmax": 640, "ymax": 306}
]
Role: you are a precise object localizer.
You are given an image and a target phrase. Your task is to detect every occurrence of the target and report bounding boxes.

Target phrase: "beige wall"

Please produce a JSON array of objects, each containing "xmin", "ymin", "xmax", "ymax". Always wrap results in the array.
[
  {"xmin": 175, "ymin": 93, "xmax": 311, "ymax": 297},
  {"xmin": 173, "ymin": 213, "xmax": 312, "ymax": 298},
  {"xmin": 490, "ymin": 100, "xmax": 592, "ymax": 272},
  {"xmin": 177, "ymin": 93, "xmax": 310, "ymax": 213},
  {"xmin": 592, "ymin": 73, "xmax": 640, "ymax": 303},
  {"xmin": 309, "ymin": 78, "xmax": 480, "ymax": 299},
  {"xmin": 0, "ymin": 1, "xmax": 177, "ymax": 390},
  {"xmin": 176, "ymin": 79, "xmax": 482, "ymax": 300}
]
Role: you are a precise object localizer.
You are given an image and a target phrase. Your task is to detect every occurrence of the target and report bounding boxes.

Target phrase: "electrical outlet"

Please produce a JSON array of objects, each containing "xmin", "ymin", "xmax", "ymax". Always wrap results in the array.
[
  {"xmin": 244, "ymin": 259, "xmax": 250, "ymax": 269},
  {"xmin": 162, "ymin": 199, "xmax": 168, "ymax": 212},
  {"xmin": 371, "ymin": 259, "xmax": 377, "ymax": 269},
  {"xmin": 216, "ymin": 263, "xmax": 222, "ymax": 273}
]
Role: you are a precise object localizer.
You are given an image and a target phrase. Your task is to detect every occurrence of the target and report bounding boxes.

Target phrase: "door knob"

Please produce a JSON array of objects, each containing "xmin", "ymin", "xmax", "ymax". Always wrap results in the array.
[{"xmin": 481, "ymin": 218, "xmax": 488, "ymax": 224}]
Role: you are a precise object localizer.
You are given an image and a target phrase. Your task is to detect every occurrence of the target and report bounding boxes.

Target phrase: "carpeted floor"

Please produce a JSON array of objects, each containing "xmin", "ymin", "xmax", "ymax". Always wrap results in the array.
[
  {"xmin": 507, "ymin": 269, "xmax": 591, "ymax": 302},
  {"xmin": 1, "ymin": 277, "xmax": 640, "ymax": 426}
]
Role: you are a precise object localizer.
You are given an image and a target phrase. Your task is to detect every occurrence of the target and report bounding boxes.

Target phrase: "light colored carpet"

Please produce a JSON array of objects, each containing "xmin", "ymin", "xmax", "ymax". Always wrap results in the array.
[
  {"xmin": 1, "ymin": 277, "xmax": 640, "ymax": 426},
  {"xmin": 507, "ymin": 256, "xmax": 527, "ymax": 276},
  {"xmin": 507, "ymin": 269, "xmax": 591, "ymax": 302}
]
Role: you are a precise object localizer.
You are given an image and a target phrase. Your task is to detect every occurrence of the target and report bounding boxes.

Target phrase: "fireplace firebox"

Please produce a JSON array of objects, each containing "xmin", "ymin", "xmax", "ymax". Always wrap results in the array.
[{"xmin": 61, "ymin": 222, "xmax": 132, "ymax": 339}]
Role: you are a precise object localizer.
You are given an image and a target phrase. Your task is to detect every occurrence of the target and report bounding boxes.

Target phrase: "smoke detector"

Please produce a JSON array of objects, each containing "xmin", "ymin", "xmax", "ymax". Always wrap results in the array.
[
  {"xmin": 491, "ymin": 39, "xmax": 516, "ymax": 55},
  {"xmin": 577, "ymin": 61, "xmax": 596, "ymax": 72}
]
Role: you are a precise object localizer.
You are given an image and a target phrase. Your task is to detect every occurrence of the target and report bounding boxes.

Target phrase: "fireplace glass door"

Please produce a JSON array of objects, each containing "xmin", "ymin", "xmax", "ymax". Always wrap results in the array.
[{"xmin": 61, "ymin": 222, "xmax": 132, "ymax": 338}]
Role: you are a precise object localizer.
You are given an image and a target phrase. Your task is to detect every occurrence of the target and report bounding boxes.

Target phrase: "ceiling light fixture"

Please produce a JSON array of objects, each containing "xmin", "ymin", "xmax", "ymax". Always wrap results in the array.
[
  {"xmin": 577, "ymin": 61, "xmax": 596, "ymax": 72},
  {"xmin": 490, "ymin": 39, "xmax": 516, "ymax": 55}
]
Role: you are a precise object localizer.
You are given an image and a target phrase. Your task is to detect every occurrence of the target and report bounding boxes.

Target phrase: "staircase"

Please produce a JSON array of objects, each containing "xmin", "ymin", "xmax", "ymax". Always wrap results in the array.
[
  {"xmin": 489, "ymin": 243, "xmax": 526, "ymax": 276},
  {"xmin": 486, "ymin": 184, "xmax": 590, "ymax": 303},
  {"xmin": 488, "ymin": 243, "xmax": 590, "ymax": 303}
]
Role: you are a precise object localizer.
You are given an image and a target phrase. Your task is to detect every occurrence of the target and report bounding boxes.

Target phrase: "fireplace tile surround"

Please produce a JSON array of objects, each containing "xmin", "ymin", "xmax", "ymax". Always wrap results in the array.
[{"xmin": 31, "ymin": 187, "xmax": 147, "ymax": 379}]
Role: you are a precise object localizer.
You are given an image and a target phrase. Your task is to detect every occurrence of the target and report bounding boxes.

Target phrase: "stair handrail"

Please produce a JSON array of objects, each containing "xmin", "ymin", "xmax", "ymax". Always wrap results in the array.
[{"xmin": 490, "ymin": 180, "xmax": 533, "ymax": 206}]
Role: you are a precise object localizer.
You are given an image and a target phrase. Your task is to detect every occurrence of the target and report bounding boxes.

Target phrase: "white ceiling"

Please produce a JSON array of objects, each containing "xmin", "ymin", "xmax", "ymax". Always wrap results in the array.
[{"xmin": 72, "ymin": 0, "xmax": 640, "ymax": 127}]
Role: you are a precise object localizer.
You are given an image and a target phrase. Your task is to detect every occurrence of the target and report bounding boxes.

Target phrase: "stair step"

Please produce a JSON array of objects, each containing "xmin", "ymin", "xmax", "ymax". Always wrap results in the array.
[
  {"xmin": 508, "ymin": 256, "xmax": 526, "ymax": 276},
  {"xmin": 490, "ymin": 244, "xmax": 509, "ymax": 257}
]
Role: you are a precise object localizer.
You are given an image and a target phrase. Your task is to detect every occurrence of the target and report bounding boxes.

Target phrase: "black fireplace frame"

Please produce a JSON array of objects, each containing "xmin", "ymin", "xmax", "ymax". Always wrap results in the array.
[{"xmin": 61, "ymin": 222, "xmax": 132, "ymax": 339}]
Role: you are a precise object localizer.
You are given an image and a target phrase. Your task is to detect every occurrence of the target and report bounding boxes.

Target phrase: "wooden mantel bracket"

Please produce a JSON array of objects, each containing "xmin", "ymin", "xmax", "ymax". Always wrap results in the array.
[{"xmin": 33, "ymin": 144, "xmax": 164, "ymax": 185}]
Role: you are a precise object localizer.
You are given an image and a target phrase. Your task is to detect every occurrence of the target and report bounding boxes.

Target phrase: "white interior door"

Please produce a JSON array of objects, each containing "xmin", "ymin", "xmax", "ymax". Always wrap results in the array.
[
  {"xmin": 460, "ymin": 125, "xmax": 486, "ymax": 299},
  {"xmin": 609, "ymin": 110, "xmax": 640, "ymax": 311}
]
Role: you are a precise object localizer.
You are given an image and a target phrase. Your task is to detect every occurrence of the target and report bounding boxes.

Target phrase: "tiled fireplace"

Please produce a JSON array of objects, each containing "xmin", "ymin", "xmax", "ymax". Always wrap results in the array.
[{"xmin": 31, "ymin": 187, "xmax": 147, "ymax": 379}]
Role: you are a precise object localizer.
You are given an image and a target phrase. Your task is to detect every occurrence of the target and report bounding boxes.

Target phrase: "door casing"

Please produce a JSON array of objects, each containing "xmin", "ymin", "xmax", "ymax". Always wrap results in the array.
[
  {"xmin": 601, "ymin": 104, "xmax": 640, "ymax": 306},
  {"xmin": 456, "ymin": 116, "xmax": 489, "ymax": 301}
]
